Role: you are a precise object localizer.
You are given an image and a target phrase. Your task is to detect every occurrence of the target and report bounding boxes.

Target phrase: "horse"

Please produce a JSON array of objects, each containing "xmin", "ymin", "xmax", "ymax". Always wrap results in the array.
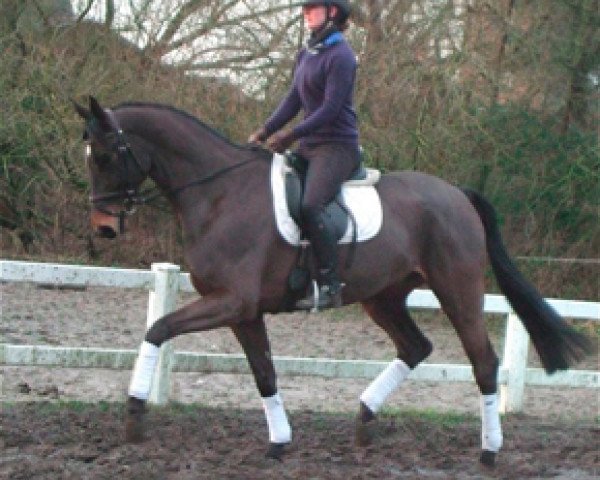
[{"xmin": 74, "ymin": 96, "xmax": 590, "ymax": 467}]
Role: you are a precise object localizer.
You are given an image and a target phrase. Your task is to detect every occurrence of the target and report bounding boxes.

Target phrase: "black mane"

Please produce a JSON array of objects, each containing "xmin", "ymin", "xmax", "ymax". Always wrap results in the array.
[{"xmin": 114, "ymin": 101, "xmax": 243, "ymax": 150}]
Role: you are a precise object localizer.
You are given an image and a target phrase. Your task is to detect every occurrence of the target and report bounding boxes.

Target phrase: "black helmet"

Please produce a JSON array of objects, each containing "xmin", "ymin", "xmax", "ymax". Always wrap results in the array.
[{"xmin": 302, "ymin": 0, "xmax": 352, "ymax": 24}]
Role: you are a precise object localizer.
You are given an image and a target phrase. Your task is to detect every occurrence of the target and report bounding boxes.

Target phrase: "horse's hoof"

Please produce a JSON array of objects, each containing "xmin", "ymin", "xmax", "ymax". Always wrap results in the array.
[
  {"xmin": 265, "ymin": 442, "xmax": 287, "ymax": 461},
  {"xmin": 480, "ymin": 450, "xmax": 497, "ymax": 467},
  {"xmin": 355, "ymin": 418, "xmax": 377, "ymax": 447},
  {"xmin": 124, "ymin": 412, "xmax": 146, "ymax": 443}
]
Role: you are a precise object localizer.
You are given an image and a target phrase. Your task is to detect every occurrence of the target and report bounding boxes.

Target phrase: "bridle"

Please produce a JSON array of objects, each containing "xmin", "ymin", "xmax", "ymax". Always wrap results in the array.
[
  {"xmin": 87, "ymin": 109, "xmax": 154, "ymax": 234},
  {"xmin": 88, "ymin": 108, "xmax": 262, "ymax": 233}
]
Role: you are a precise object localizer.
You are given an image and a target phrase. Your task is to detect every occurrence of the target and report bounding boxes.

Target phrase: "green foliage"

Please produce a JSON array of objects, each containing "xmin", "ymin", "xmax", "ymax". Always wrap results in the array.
[
  {"xmin": 463, "ymin": 105, "xmax": 598, "ymax": 250},
  {"xmin": 0, "ymin": 19, "xmax": 271, "ymax": 258},
  {"xmin": 0, "ymin": 35, "xmax": 88, "ymax": 248}
]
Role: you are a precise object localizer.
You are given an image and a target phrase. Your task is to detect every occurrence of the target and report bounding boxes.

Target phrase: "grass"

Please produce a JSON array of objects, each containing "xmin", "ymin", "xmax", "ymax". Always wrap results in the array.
[
  {"xmin": 165, "ymin": 400, "xmax": 209, "ymax": 417},
  {"xmin": 0, "ymin": 399, "xmax": 475, "ymax": 420},
  {"xmin": 379, "ymin": 407, "xmax": 478, "ymax": 428},
  {"xmin": 571, "ymin": 320, "xmax": 600, "ymax": 338},
  {"xmin": 0, "ymin": 399, "xmax": 210, "ymax": 416},
  {"xmin": 2, "ymin": 399, "xmax": 596, "ymax": 427},
  {"xmin": 322, "ymin": 303, "xmax": 365, "ymax": 323},
  {"xmin": 0, "ymin": 399, "xmax": 118, "ymax": 414},
  {"xmin": 310, "ymin": 412, "xmax": 335, "ymax": 431}
]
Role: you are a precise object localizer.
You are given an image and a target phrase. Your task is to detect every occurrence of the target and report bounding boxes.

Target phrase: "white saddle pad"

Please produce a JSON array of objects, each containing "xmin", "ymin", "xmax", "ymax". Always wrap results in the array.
[{"xmin": 270, "ymin": 153, "xmax": 383, "ymax": 245}]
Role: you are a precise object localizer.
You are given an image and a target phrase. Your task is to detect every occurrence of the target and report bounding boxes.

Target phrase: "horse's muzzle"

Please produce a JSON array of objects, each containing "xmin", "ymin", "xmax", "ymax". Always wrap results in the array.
[{"xmin": 91, "ymin": 208, "xmax": 120, "ymax": 239}]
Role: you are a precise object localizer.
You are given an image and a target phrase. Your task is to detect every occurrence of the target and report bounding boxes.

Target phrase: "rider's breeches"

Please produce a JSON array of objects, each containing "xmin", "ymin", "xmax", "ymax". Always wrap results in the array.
[{"xmin": 296, "ymin": 142, "xmax": 360, "ymax": 277}]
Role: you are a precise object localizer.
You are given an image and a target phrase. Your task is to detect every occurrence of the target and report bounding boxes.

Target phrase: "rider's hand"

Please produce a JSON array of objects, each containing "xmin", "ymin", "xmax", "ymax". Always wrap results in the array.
[
  {"xmin": 247, "ymin": 127, "xmax": 268, "ymax": 145},
  {"xmin": 267, "ymin": 129, "xmax": 296, "ymax": 153}
]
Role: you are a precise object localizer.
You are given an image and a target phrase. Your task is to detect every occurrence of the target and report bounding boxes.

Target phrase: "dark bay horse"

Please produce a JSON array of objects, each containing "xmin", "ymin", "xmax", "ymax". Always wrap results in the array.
[{"xmin": 75, "ymin": 96, "xmax": 590, "ymax": 466}]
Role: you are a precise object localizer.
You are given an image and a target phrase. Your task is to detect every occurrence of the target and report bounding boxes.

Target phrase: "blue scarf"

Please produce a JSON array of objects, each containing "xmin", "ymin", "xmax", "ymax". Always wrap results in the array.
[
  {"xmin": 307, "ymin": 29, "xmax": 344, "ymax": 54},
  {"xmin": 323, "ymin": 31, "xmax": 343, "ymax": 46}
]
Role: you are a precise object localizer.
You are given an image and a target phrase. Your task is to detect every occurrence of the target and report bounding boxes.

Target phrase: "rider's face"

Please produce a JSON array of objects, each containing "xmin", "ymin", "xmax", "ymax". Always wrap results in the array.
[{"xmin": 303, "ymin": 4, "xmax": 337, "ymax": 31}]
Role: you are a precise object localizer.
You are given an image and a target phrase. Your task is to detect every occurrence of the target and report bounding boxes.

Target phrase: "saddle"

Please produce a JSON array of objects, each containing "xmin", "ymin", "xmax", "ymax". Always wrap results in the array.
[
  {"xmin": 270, "ymin": 152, "xmax": 382, "ymax": 309},
  {"xmin": 283, "ymin": 152, "xmax": 380, "ymax": 242}
]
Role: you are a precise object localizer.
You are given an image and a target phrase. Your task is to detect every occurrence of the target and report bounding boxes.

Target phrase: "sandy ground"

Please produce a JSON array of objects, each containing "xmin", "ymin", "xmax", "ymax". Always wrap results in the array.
[
  {"xmin": 1, "ymin": 403, "xmax": 598, "ymax": 480},
  {"xmin": 1, "ymin": 282, "xmax": 598, "ymax": 479}
]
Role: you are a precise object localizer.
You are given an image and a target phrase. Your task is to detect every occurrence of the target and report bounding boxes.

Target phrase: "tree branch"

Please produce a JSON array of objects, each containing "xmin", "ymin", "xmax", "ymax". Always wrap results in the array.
[
  {"xmin": 76, "ymin": 0, "xmax": 96, "ymax": 23},
  {"xmin": 150, "ymin": 3, "xmax": 297, "ymax": 58},
  {"xmin": 105, "ymin": 0, "xmax": 115, "ymax": 28}
]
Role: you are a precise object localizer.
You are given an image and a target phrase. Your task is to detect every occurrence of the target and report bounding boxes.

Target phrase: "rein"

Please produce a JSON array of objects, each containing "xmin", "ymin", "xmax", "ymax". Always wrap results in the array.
[{"xmin": 156, "ymin": 157, "xmax": 261, "ymax": 200}]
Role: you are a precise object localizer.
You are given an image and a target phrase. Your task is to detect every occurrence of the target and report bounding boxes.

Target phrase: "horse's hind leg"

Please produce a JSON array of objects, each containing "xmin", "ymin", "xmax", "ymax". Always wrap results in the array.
[
  {"xmin": 428, "ymin": 268, "xmax": 502, "ymax": 466},
  {"xmin": 357, "ymin": 280, "xmax": 433, "ymax": 445},
  {"xmin": 230, "ymin": 316, "xmax": 291, "ymax": 460}
]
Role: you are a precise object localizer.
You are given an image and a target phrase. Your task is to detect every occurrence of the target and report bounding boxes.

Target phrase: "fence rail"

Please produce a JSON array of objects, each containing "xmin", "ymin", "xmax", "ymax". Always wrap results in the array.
[{"xmin": 1, "ymin": 260, "xmax": 598, "ymax": 413}]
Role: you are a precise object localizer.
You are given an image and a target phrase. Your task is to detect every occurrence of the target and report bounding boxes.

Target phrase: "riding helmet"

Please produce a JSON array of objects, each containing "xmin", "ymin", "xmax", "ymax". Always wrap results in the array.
[{"xmin": 301, "ymin": 0, "xmax": 352, "ymax": 24}]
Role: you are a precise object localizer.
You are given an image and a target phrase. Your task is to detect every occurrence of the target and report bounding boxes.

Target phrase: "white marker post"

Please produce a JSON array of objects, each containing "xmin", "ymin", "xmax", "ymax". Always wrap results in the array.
[
  {"xmin": 146, "ymin": 263, "xmax": 180, "ymax": 405},
  {"xmin": 499, "ymin": 311, "xmax": 529, "ymax": 413}
]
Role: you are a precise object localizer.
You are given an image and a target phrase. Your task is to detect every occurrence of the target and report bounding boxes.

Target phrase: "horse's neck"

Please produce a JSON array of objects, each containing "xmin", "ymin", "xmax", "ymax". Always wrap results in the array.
[{"xmin": 120, "ymin": 107, "xmax": 242, "ymax": 194}]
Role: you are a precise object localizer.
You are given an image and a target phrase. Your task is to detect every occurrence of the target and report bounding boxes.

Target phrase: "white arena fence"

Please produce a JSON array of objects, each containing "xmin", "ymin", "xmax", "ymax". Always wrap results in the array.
[{"xmin": 0, "ymin": 260, "xmax": 598, "ymax": 413}]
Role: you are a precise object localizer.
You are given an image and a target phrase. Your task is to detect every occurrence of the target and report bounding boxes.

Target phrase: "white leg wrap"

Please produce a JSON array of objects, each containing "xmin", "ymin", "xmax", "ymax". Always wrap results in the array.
[
  {"xmin": 360, "ymin": 358, "xmax": 411, "ymax": 414},
  {"xmin": 262, "ymin": 393, "xmax": 292, "ymax": 444},
  {"xmin": 481, "ymin": 393, "xmax": 503, "ymax": 452},
  {"xmin": 128, "ymin": 341, "xmax": 160, "ymax": 401}
]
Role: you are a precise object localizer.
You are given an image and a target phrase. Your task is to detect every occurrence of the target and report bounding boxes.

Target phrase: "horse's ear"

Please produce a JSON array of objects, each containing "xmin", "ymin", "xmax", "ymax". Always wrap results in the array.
[
  {"xmin": 89, "ymin": 96, "xmax": 112, "ymax": 131},
  {"xmin": 73, "ymin": 99, "xmax": 91, "ymax": 121},
  {"xmin": 89, "ymin": 96, "xmax": 103, "ymax": 116}
]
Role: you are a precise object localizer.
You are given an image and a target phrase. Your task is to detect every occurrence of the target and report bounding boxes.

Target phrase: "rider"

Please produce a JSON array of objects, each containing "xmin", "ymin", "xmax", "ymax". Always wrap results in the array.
[{"xmin": 248, "ymin": 0, "xmax": 360, "ymax": 310}]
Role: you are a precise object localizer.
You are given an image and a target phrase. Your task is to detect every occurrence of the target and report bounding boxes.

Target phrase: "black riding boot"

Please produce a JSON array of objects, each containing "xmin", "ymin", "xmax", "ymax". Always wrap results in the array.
[{"xmin": 296, "ymin": 209, "xmax": 343, "ymax": 311}]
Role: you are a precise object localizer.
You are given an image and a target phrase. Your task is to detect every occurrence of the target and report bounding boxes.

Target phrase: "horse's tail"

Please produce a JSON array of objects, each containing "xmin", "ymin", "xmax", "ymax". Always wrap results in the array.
[{"xmin": 461, "ymin": 187, "xmax": 592, "ymax": 373}]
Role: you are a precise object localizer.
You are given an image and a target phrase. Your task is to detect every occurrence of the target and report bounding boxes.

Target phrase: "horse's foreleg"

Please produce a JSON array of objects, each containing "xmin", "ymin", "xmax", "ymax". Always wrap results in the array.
[
  {"xmin": 125, "ymin": 341, "xmax": 156, "ymax": 442},
  {"xmin": 231, "ymin": 318, "xmax": 292, "ymax": 460},
  {"xmin": 125, "ymin": 293, "xmax": 251, "ymax": 443},
  {"xmin": 358, "ymin": 286, "xmax": 432, "ymax": 445}
]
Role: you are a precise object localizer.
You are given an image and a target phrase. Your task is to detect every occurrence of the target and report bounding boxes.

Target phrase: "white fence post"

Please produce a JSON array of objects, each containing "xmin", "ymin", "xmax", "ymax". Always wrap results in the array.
[
  {"xmin": 146, "ymin": 263, "xmax": 180, "ymax": 405},
  {"xmin": 499, "ymin": 311, "xmax": 529, "ymax": 413}
]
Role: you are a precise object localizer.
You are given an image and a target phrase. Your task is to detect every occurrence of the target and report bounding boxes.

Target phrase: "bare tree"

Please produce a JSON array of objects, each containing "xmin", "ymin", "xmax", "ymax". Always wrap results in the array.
[{"xmin": 67, "ymin": 0, "xmax": 304, "ymax": 95}]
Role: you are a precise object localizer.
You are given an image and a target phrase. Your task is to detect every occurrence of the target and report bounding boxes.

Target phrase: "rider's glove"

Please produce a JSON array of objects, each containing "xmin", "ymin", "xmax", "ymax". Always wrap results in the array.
[
  {"xmin": 247, "ymin": 127, "xmax": 268, "ymax": 145},
  {"xmin": 267, "ymin": 129, "xmax": 296, "ymax": 153}
]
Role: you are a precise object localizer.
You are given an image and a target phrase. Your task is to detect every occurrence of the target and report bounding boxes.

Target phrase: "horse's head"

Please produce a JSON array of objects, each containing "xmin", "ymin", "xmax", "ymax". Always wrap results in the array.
[{"xmin": 74, "ymin": 96, "xmax": 150, "ymax": 238}]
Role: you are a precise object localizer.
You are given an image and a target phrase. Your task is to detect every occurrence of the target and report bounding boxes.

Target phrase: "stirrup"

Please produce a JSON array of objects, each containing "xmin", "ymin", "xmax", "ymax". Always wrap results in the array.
[{"xmin": 296, "ymin": 280, "xmax": 343, "ymax": 312}]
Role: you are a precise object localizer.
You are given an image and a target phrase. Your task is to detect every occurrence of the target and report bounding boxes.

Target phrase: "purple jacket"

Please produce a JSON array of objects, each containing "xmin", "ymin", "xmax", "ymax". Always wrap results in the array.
[{"xmin": 263, "ymin": 36, "xmax": 358, "ymax": 146}]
